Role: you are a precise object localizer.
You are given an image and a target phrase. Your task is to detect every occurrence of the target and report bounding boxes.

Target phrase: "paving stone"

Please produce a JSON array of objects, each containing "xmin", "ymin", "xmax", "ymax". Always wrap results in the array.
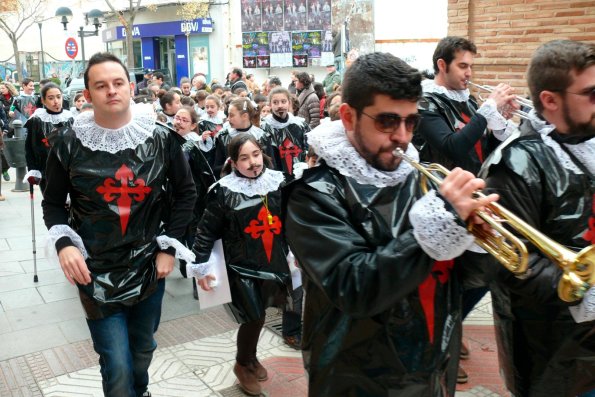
[
  {"xmin": 0, "ymin": 261, "xmax": 25, "ymax": 277},
  {"xmin": 0, "ymin": 288, "xmax": 44, "ymax": 310},
  {"xmin": 5, "ymin": 298, "xmax": 83, "ymax": 331},
  {"xmin": 58, "ymin": 317, "xmax": 92, "ymax": 344},
  {"xmin": 0, "ymin": 269, "xmax": 64, "ymax": 294},
  {"xmin": 0, "ymin": 325, "xmax": 67, "ymax": 361},
  {"xmin": 36, "ymin": 282, "xmax": 79, "ymax": 303}
]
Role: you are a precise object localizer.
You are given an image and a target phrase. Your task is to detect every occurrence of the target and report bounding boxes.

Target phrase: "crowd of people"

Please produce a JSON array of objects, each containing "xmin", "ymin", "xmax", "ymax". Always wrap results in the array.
[{"xmin": 0, "ymin": 36, "xmax": 594, "ymax": 397}]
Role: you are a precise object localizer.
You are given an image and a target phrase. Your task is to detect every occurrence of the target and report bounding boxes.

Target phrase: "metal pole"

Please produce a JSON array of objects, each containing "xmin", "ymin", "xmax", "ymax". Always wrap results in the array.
[
  {"xmin": 38, "ymin": 22, "xmax": 45, "ymax": 79},
  {"xmin": 79, "ymin": 27, "xmax": 86, "ymax": 70}
]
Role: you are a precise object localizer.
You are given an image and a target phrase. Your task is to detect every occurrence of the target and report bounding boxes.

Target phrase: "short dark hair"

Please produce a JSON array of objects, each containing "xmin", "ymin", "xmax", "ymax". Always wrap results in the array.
[
  {"xmin": 268, "ymin": 76, "xmax": 282, "ymax": 87},
  {"xmin": 313, "ymin": 82, "xmax": 325, "ymax": 99},
  {"xmin": 342, "ymin": 52, "xmax": 422, "ymax": 115},
  {"xmin": 232, "ymin": 67, "xmax": 243, "ymax": 79},
  {"xmin": 39, "ymin": 79, "xmax": 51, "ymax": 86},
  {"xmin": 153, "ymin": 72, "xmax": 165, "ymax": 81},
  {"xmin": 528, "ymin": 40, "xmax": 595, "ymax": 114},
  {"xmin": 84, "ymin": 52, "xmax": 130, "ymax": 89},
  {"xmin": 253, "ymin": 94, "xmax": 267, "ymax": 105},
  {"xmin": 296, "ymin": 72, "xmax": 311, "ymax": 88},
  {"xmin": 40, "ymin": 82, "xmax": 61, "ymax": 99},
  {"xmin": 432, "ymin": 36, "xmax": 477, "ymax": 73},
  {"xmin": 158, "ymin": 89, "xmax": 179, "ymax": 110},
  {"xmin": 22, "ymin": 78, "xmax": 34, "ymax": 86}
]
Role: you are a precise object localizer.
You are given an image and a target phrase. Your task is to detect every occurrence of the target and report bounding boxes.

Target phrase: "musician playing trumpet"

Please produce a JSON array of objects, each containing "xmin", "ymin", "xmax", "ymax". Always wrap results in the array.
[
  {"xmin": 415, "ymin": 36, "xmax": 521, "ymax": 383},
  {"xmin": 480, "ymin": 40, "xmax": 595, "ymax": 397}
]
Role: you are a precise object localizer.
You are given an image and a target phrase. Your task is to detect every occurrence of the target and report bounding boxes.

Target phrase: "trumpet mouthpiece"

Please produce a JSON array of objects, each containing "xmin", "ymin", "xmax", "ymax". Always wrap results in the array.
[{"xmin": 393, "ymin": 148, "xmax": 405, "ymax": 158}]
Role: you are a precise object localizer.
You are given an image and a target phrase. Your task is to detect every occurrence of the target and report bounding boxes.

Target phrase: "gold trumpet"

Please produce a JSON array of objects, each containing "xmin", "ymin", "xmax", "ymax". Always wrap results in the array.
[
  {"xmin": 467, "ymin": 81, "xmax": 533, "ymax": 120},
  {"xmin": 394, "ymin": 148, "xmax": 595, "ymax": 302}
]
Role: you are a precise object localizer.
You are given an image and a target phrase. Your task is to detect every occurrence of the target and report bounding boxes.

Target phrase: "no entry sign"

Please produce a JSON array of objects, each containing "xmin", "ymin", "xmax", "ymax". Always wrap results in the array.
[{"xmin": 65, "ymin": 37, "xmax": 78, "ymax": 59}]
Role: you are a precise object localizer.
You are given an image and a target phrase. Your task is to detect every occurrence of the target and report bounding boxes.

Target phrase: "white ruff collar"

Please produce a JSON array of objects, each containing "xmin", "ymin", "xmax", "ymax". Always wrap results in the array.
[
  {"xmin": 32, "ymin": 108, "xmax": 73, "ymax": 124},
  {"xmin": 264, "ymin": 113, "xmax": 304, "ymax": 129},
  {"xmin": 225, "ymin": 125, "xmax": 265, "ymax": 140},
  {"xmin": 422, "ymin": 79, "xmax": 470, "ymax": 102},
  {"xmin": 73, "ymin": 104, "xmax": 156, "ymax": 153},
  {"xmin": 308, "ymin": 120, "xmax": 418, "ymax": 187},
  {"xmin": 200, "ymin": 113, "xmax": 224, "ymax": 124},
  {"xmin": 528, "ymin": 109, "xmax": 595, "ymax": 175},
  {"xmin": 218, "ymin": 168, "xmax": 284, "ymax": 196}
]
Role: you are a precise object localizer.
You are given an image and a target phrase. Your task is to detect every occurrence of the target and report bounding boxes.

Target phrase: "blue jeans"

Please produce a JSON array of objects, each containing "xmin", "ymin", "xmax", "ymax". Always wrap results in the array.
[{"xmin": 86, "ymin": 279, "xmax": 165, "ymax": 397}]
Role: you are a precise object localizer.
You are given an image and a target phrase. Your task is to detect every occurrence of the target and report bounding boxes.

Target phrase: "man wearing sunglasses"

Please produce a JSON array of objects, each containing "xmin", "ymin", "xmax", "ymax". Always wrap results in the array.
[
  {"xmin": 284, "ymin": 52, "xmax": 498, "ymax": 396},
  {"xmin": 415, "ymin": 36, "xmax": 521, "ymax": 383},
  {"xmin": 480, "ymin": 40, "xmax": 595, "ymax": 397}
]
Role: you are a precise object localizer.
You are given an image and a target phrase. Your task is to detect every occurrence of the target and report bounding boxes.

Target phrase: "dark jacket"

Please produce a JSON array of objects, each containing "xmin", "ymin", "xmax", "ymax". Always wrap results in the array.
[
  {"xmin": 481, "ymin": 121, "xmax": 595, "ymax": 397},
  {"xmin": 297, "ymin": 86, "xmax": 320, "ymax": 129},
  {"xmin": 285, "ymin": 162, "xmax": 463, "ymax": 397},
  {"xmin": 42, "ymin": 124, "xmax": 196, "ymax": 319}
]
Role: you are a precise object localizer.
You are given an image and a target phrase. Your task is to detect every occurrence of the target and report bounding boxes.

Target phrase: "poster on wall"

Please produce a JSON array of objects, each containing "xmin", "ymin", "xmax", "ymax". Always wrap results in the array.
[
  {"xmin": 243, "ymin": 56, "xmax": 257, "ymax": 68},
  {"xmin": 292, "ymin": 31, "xmax": 322, "ymax": 60},
  {"xmin": 307, "ymin": 0, "xmax": 332, "ymax": 30},
  {"xmin": 269, "ymin": 31, "xmax": 292, "ymax": 67},
  {"xmin": 241, "ymin": 0, "xmax": 262, "ymax": 32},
  {"xmin": 320, "ymin": 30, "xmax": 335, "ymax": 65},
  {"xmin": 191, "ymin": 46, "xmax": 209, "ymax": 76},
  {"xmin": 262, "ymin": 0, "xmax": 284, "ymax": 31},
  {"xmin": 293, "ymin": 54, "xmax": 308, "ymax": 67},
  {"xmin": 284, "ymin": 0, "xmax": 308, "ymax": 31},
  {"xmin": 242, "ymin": 32, "xmax": 270, "ymax": 56},
  {"xmin": 257, "ymin": 55, "xmax": 271, "ymax": 68}
]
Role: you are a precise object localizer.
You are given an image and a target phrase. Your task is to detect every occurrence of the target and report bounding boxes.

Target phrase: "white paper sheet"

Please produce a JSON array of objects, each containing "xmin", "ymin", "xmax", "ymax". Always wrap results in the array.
[{"xmin": 196, "ymin": 239, "xmax": 232, "ymax": 310}]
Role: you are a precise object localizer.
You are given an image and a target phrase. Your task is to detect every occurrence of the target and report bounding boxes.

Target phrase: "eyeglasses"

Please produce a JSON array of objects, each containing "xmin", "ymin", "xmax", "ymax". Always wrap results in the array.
[
  {"xmin": 174, "ymin": 116, "xmax": 192, "ymax": 124},
  {"xmin": 563, "ymin": 88, "xmax": 595, "ymax": 104},
  {"xmin": 360, "ymin": 111, "xmax": 422, "ymax": 133}
]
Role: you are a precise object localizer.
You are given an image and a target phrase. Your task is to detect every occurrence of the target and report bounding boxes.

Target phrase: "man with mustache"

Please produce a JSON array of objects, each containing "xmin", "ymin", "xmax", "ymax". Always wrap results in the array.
[
  {"xmin": 481, "ymin": 40, "xmax": 595, "ymax": 397},
  {"xmin": 415, "ymin": 37, "xmax": 520, "ymax": 382},
  {"xmin": 284, "ymin": 52, "xmax": 498, "ymax": 396}
]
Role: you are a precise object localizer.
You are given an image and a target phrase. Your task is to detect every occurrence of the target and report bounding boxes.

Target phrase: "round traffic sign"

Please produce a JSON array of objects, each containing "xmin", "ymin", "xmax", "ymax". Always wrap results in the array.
[{"xmin": 65, "ymin": 37, "xmax": 78, "ymax": 59}]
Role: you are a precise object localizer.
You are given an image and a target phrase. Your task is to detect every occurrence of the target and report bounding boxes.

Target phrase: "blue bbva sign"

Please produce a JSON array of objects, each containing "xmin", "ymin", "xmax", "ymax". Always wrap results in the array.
[{"xmin": 102, "ymin": 18, "xmax": 213, "ymax": 42}]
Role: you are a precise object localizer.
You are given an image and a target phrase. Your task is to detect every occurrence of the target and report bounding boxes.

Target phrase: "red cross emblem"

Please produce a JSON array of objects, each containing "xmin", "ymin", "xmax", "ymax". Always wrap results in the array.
[
  {"xmin": 244, "ymin": 206, "xmax": 282, "ymax": 262},
  {"xmin": 584, "ymin": 194, "xmax": 595, "ymax": 244},
  {"xmin": 96, "ymin": 165, "xmax": 152, "ymax": 235},
  {"xmin": 279, "ymin": 137, "xmax": 302, "ymax": 175},
  {"xmin": 418, "ymin": 259, "xmax": 454, "ymax": 343},
  {"xmin": 41, "ymin": 137, "xmax": 49, "ymax": 148}
]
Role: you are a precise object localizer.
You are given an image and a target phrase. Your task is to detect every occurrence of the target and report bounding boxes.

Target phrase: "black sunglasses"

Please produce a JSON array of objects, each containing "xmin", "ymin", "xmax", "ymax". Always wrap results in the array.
[
  {"xmin": 563, "ymin": 87, "xmax": 595, "ymax": 105},
  {"xmin": 361, "ymin": 111, "xmax": 422, "ymax": 133}
]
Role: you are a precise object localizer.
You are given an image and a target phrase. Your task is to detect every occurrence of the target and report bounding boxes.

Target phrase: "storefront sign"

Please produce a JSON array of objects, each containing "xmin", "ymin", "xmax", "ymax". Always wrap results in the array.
[{"xmin": 102, "ymin": 18, "xmax": 213, "ymax": 42}]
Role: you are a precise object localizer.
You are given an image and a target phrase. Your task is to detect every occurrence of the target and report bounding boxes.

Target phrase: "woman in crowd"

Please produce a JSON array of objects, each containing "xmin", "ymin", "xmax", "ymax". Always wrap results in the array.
[
  {"xmin": 198, "ymin": 95, "xmax": 225, "ymax": 166},
  {"xmin": 157, "ymin": 89, "xmax": 182, "ymax": 127},
  {"xmin": 295, "ymin": 72, "xmax": 320, "ymax": 129},
  {"xmin": 69, "ymin": 93, "xmax": 87, "ymax": 116}
]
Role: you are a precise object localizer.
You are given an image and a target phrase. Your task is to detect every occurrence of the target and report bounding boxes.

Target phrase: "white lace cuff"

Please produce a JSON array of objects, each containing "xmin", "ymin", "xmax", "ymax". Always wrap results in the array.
[
  {"xmin": 198, "ymin": 136, "xmax": 214, "ymax": 152},
  {"xmin": 156, "ymin": 235, "xmax": 196, "ymax": 263},
  {"xmin": 47, "ymin": 224, "xmax": 89, "ymax": 258},
  {"xmin": 492, "ymin": 120, "xmax": 518, "ymax": 142},
  {"xmin": 409, "ymin": 190, "xmax": 475, "ymax": 260},
  {"xmin": 569, "ymin": 286, "xmax": 595, "ymax": 323},
  {"xmin": 186, "ymin": 262, "xmax": 213, "ymax": 279},
  {"xmin": 23, "ymin": 170, "xmax": 42, "ymax": 183},
  {"xmin": 292, "ymin": 162, "xmax": 308, "ymax": 180},
  {"xmin": 477, "ymin": 98, "xmax": 507, "ymax": 131}
]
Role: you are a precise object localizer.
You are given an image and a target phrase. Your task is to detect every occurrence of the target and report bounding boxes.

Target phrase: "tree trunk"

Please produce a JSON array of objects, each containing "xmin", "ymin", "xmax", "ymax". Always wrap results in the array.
[
  {"xmin": 125, "ymin": 25, "xmax": 135, "ymax": 68},
  {"xmin": 11, "ymin": 34, "xmax": 21, "ymax": 82}
]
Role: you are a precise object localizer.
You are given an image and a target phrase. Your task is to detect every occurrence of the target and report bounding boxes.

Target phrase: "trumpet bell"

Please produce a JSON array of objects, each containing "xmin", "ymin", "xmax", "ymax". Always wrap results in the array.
[{"xmin": 558, "ymin": 246, "xmax": 595, "ymax": 302}]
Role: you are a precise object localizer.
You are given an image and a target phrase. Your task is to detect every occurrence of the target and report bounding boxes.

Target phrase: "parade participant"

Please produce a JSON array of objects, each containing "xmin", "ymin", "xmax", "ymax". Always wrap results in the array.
[
  {"xmin": 263, "ymin": 87, "xmax": 309, "ymax": 179},
  {"xmin": 212, "ymin": 98, "xmax": 276, "ymax": 178},
  {"xmin": 481, "ymin": 39, "xmax": 595, "ymax": 397},
  {"xmin": 414, "ymin": 37, "xmax": 520, "ymax": 381},
  {"xmin": 179, "ymin": 77, "xmax": 192, "ymax": 97},
  {"xmin": 284, "ymin": 52, "xmax": 498, "ymax": 396},
  {"xmin": 9, "ymin": 78, "xmax": 38, "ymax": 122},
  {"xmin": 197, "ymin": 95, "xmax": 225, "ymax": 166},
  {"xmin": 157, "ymin": 90, "xmax": 182, "ymax": 127},
  {"xmin": 188, "ymin": 133, "xmax": 292, "ymax": 396},
  {"xmin": 193, "ymin": 89, "xmax": 208, "ymax": 118},
  {"xmin": 41, "ymin": 52, "xmax": 196, "ymax": 397},
  {"xmin": 24, "ymin": 83, "xmax": 74, "ymax": 193},
  {"xmin": 171, "ymin": 106, "xmax": 217, "ymax": 299},
  {"xmin": 70, "ymin": 93, "xmax": 87, "ymax": 116}
]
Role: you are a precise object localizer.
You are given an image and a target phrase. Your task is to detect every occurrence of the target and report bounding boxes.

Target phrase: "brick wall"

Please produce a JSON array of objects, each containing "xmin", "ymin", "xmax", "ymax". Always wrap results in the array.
[{"xmin": 448, "ymin": 0, "xmax": 595, "ymax": 97}]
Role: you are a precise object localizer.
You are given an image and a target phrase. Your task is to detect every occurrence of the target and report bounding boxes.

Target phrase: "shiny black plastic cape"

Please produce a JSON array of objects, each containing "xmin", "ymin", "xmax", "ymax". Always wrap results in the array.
[
  {"xmin": 284, "ymin": 163, "xmax": 462, "ymax": 397},
  {"xmin": 43, "ymin": 124, "xmax": 196, "ymax": 319},
  {"xmin": 263, "ymin": 119, "xmax": 310, "ymax": 179},
  {"xmin": 192, "ymin": 172, "xmax": 291, "ymax": 323},
  {"xmin": 481, "ymin": 122, "xmax": 595, "ymax": 397},
  {"xmin": 24, "ymin": 114, "xmax": 74, "ymax": 174}
]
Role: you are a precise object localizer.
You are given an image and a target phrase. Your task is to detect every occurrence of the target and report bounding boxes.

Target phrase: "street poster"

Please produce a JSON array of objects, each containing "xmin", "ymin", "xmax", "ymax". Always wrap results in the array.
[
  {"xmin": 292, "ymin": 31, "xmax": 322, "ymax": 59},
  {"xmin": 268, "ymin": 31, "xmax": 292, "ymax": 67},
  {"xmin": 284, "ymin": 0, "xmax": 308, "ymax": 31},
  {"xmin": 241, "ymin": 0, "xmax": 262, "ymax": 32},
  {"xmin": 262, "ymin": 0, "xmax": 284, "ymax": 31},
  {"xmin": 243, "ymin": 32, "xmax": 270, "ymax": 68},
  {"xmin": 307, "ymin": 0, "xmax": 332, "ymax": 30}
]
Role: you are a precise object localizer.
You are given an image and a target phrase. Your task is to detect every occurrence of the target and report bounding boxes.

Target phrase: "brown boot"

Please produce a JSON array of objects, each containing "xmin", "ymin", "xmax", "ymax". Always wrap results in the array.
[
  {"xmin": 234, "ymin": 362, "xmax": 262, "ymax": 395},
  {"xmin": 250, "ymin": 358, "xmax": 268, "ymax": 381},
  {"xmin": 460, "ymin": 341, "xmax": 470, "ymax": 360}
]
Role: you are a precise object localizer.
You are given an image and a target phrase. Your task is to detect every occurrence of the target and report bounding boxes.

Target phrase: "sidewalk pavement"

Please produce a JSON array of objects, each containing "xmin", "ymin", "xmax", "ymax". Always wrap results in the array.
[{"xmin": 0, "ymin": 168, "xmax": 509, "ymax": 397}]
